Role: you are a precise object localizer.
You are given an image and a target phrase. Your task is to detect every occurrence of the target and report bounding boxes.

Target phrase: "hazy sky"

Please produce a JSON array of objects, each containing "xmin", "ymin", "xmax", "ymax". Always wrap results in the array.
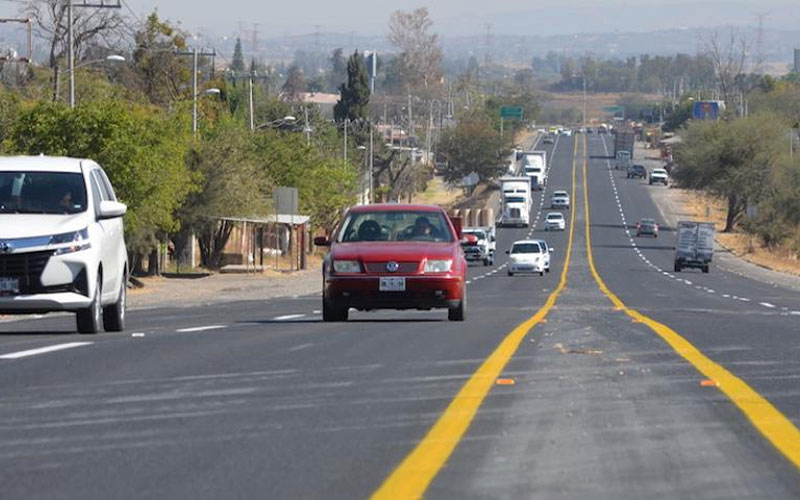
[{"xmin": 1, "ymin": 0, "xmax": 799, "ymax": 37}]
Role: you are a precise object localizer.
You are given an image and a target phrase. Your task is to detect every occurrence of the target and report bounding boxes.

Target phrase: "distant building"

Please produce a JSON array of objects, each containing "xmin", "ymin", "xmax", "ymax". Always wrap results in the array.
[{"xmin": 794, "ymin": 49, "xmax": 800, "ymax": 72}]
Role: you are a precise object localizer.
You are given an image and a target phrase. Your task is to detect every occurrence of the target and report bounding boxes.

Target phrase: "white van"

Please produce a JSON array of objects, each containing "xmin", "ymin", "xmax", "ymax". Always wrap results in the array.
[{"xmin": 0, "ymin": 157, "xmax": 128, "ymax": 333}]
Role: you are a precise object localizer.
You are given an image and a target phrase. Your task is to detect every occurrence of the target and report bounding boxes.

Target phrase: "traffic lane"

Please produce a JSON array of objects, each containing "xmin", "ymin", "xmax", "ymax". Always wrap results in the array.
[
  {"xmin": 427, "ymin": 279, "xmax": 800, "ymax": 499},
  {"xmin": 425, "ymin": 137, "xmax": 800, "ymax": 499},
  {"xmin": 586, "ymin": 134, "xmax": 799, "ymax": 315},
  {"xmin": 599, "ymin": 134, "xmax": 800, "ymax": 313},
  {"xmin": 585, "ymin": 135, "xmax": 800, "ymax": 428},
  {"xmin": 0, "ymin": 255, "xmax": 557, "ymax": 500}
]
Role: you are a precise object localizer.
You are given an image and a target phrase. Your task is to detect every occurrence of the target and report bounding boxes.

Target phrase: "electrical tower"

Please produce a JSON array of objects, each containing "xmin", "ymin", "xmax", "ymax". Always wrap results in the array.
[
  {"xmin": 484, "ymin": 23, "xmax": 493, "ymax": 68},
  {"xmin": 754, "ymin": 12, "xmax": 768, "ymax": 75}
]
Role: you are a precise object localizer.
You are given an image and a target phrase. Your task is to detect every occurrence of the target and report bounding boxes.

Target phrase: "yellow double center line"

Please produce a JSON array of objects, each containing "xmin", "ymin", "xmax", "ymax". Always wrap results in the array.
[
  {"xmin": 372, "ymin": 136, "xmax": 800, "ymax": 500},
  {"xmin": 370, "ymin": 137, "xmax": 583, "ymax": 500},
  {"xmin": 580, "ymin": 134, "xmax": 800, "ymax": 470}
]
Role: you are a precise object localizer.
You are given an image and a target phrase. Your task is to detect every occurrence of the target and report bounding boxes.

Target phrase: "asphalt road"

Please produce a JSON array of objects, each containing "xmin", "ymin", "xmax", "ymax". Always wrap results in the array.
[{"xmin": 0, "ymin": 135, "xmax": 799, "ymax": 499}]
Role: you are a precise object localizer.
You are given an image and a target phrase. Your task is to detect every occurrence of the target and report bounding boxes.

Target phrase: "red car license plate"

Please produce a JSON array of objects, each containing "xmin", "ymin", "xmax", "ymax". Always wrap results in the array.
[{"xmin": 379, "ymin": 277, "xmax": 406, "ymax": 292}]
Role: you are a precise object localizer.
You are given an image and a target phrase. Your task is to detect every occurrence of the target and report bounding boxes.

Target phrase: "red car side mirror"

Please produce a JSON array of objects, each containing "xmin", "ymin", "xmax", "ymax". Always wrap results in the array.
[{"xmin": 313, "ymin": 236, "xmax": 331, "ymax": 247}]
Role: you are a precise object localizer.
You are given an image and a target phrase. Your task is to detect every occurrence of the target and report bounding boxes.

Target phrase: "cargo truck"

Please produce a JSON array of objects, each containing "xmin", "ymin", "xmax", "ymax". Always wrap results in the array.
[
  {"xmin": 674, "ymin": 221, "xmax": 715, "ymax": 273},
  {"xmin": 499, "ymin": 176, "xmax": 531, "ymax": 227},
  {"xmin": 522, "ymin": 151, "xmax": 547, "ymax": 190},
  {"xmin": 614, "ymin": 128, "xmax": 635, "ymax": 168}
]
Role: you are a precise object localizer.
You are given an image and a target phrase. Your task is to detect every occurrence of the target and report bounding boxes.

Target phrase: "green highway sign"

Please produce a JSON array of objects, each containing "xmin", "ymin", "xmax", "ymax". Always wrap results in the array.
[{"xmin": 500, "ymin": 106, "xmax": 523, "ymax": 119}]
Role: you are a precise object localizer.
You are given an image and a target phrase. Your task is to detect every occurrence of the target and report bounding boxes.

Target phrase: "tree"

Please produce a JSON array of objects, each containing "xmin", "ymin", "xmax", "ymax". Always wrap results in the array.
[
  {"xmin": 334, "ymin": 50, "xmax": 370, "ymax": 122},
  {"xmin": 130, "ymin": 12, "xmax": 190, "ymax": 106},
  {"xmin": 25, "ymin": 0, "xmax": 124, "ymax": 101},
  {"xmin": 674, "ymin": 113, "xmax": 786, "ymax": 232},
  {"xmin": 181, "ymin": 119, "xmax": 271, "ymax": 268},
  {"xmin": 328, "ymin": 48, "xmax": 347, "ymax": 92},
  {"xmin": 281, "ymin": 65, "xmax": 306, "ymax": 102},
  {"xmin": 7, "ymin": 100, "xmax": 194, "ymax": 266},
  {"xmin": 702, "ymin": 28, "xmax": 750, "ymax": 110},
  {"xmin": 231, "ymin": 37, "xmax": 245, "ymax": 74},
  {"xmin": 438, "ymin": 112, "xmax": 511, "ymax": 184},
  {"xmin": 387, "ymin": 7, "xmax": 442, "ymax": 92}
]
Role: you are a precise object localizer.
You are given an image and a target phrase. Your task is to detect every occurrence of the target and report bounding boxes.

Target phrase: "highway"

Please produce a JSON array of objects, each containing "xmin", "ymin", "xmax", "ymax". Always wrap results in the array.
[{"xmin": 0, "ymin": 135, "xmax": 799, "ymax": 498}]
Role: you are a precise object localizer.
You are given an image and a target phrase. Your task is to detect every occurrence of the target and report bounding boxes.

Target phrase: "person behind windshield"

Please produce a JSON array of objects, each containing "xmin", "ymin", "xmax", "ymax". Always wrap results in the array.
[
  {"xmin": 411, "ymin": 216, "xmax": 434, "ymax": 238},
  {"xmin": 59, "ymin": 190, "xmax": 73, "ymax": 212}
]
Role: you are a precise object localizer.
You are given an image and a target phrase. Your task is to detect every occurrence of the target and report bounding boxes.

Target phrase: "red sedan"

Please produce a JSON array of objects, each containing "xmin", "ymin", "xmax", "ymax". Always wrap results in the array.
[{"xmin": 314, "ymin": 204, "xmax": 467, "ymax": 322}]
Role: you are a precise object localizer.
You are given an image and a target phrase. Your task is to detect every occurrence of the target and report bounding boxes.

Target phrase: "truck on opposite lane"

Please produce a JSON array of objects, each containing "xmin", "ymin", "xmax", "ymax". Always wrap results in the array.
[{"xmin": 674, "ymin": 221, "xmax": 715, "ymax": 273}]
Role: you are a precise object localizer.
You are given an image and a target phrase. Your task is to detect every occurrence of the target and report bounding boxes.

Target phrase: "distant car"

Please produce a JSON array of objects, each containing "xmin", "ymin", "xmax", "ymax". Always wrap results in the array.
[
  {"xmin": 585, "ymin": 127, "xmax": 595, "ymax": 134},
  {"xmin": 506, "ymin": 240, "xmax": 547, "ymax": 276},
  {"xmin": 544, "ymin": 212, "xmax": 566, "ymax": 231},
  {"xmin": 542, "ymin": 135, "xmax": 555, "ymax": 145},
  {"xmin": 627, "ymin": 164, "xmax": 647, "ymax": 179},
  {"xmin": 0, "ymin": 156, "xmax": 129, "ymax": 334},
  {"xmin": 551, "ymin": 190, "xmax": 571, "ymax": 209},
  {"xmin": 560, "ymin": 129, "xmax": 572, "ymax": 136},
  {"xmin": 649, "ymin": 168, "xmax": 669, "ymax": 186},
  {"xmin": 315, "ymin": 204, "xmax": 467, "ymax": 321},
  {"xmin": 636, "ymin": 218, "xmax": 659, "ymax": 237}
]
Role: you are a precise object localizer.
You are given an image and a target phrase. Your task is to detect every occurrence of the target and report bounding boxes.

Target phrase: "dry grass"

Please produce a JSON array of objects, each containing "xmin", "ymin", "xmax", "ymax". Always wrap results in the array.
[
  {"xmin": 682, "ymin": 191, "xmax": 800, "ymax": 277},
  {"xmin": 412, "ymin": 176, "xmax": 462, "ymax": 206}
]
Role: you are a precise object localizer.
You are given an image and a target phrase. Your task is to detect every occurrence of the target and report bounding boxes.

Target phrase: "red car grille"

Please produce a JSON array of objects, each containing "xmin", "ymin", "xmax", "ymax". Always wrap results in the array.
[{"xmin": 364, "ymin": 261, "xmax": 420, "ymax": 274}]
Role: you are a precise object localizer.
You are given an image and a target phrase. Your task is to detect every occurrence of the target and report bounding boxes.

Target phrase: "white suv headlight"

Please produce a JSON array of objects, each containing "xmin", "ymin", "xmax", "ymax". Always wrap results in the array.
[
  {"xmin": 50, "ymin": 228, "xmax": 91, "ymax": 255},
  {"xmin": 333, "ymin": 260, "xmax": 361, "ymax": 273},
  {"xmin": 425, "ymin": 259, "xmax": 452, "ymax": 273}
]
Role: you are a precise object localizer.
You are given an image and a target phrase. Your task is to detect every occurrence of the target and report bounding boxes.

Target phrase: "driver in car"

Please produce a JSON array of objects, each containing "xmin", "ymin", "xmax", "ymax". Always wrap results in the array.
[{"xmin": 410, "ymin": 216, "xmax": 438, "ymax": 239}]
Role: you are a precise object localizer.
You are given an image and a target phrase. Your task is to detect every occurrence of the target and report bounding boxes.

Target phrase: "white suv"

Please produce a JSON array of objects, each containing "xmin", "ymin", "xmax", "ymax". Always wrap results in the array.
[{"xmin": 0, "ymin": 157, "xmax": 128, "ymax": 333}]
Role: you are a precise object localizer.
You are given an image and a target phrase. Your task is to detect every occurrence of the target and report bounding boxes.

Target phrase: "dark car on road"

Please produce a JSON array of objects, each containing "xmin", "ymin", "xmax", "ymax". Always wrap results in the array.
[
  {"xmin": 314, "ymin": 204, "xmax": 468, "ymax": 322},
  {"xmin": 627, "ymin": 164, "xmax": 647, "ymax": 179},
  {"xmin": 636, "ymin": 218, "xmax": 659, "ymax": 237}
]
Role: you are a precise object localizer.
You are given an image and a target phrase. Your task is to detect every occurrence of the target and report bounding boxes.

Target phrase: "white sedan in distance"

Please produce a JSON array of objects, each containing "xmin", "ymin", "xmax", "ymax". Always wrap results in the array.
[
  {"xmin": 507, "ymin": 240, "xmax": 547, "ymax": 276},
  {"xmin": 544, "ymin": 212, "xmax": 566, "ymax": 231}
]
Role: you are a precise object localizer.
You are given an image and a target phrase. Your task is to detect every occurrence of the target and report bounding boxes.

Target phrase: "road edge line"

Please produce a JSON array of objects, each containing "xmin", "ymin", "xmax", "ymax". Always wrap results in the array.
[
  {"xmin": 370, "ymin": 137, "xmax": 581, "ymax": 499},
  {"xmin": 582, "ymin": 134, "xmax": 800, "ymax": 470}
]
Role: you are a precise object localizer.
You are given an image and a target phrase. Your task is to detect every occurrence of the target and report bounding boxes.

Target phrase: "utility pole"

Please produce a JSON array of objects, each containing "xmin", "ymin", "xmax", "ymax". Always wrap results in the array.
[
  {"xmin": 343, "ymin": 119, "xmax": 348, "ymax": 162},
  {"xmin": 176, "ymin": 47, "xmax": 217, "ymax": 134},
  {"xmin": 68, "ymin": 1, "xmax": 122, "ymax": 109},
  {"xmin": 228, "ymin": 71, "xmax": 270, "ymax": 131}
]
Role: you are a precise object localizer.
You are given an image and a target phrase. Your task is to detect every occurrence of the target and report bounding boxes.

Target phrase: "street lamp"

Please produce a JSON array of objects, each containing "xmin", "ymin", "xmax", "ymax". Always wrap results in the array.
[
  {"xmin": 256, "ymin": 116, "xmax": 297, "ymax": 130},
  {"xmin": 193, "ymin": 87, "xmax": 221, "ymax": 135},
  {"xmin": 64, "ymin": 54, "xmax": 126, "ymax": 107}
]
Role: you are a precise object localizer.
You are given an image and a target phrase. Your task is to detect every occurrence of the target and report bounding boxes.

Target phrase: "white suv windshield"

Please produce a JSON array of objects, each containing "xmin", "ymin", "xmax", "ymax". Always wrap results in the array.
[{"xmin": 0, "ymin": 171, "xmax": 88, "ymax": 215}]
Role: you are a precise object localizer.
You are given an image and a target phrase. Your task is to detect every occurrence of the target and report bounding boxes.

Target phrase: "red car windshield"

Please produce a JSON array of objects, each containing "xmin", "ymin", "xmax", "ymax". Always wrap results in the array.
[{"xmin": 338, "ymin": 210, "xmax": 454, "ymax": 243}]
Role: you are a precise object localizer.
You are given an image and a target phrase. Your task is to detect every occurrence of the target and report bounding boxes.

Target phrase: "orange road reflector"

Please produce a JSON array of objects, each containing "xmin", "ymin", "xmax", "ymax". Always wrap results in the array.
[
  {"xmin": 700, "ymin": 379, "xmax": 719, "ymax": 387},
  {"xmin": 541, "ymin": 319, "xmax": 548, "ymax": 324},
  {"xmin": 631, "ymin": 319, "xmax": 642, "ymax": 323},
  {"xmin": 496, "ymin": 378, "xmax": 516, "ymax": 386},
  {"xmin": 614, "ymin": 307, "xmax": 624, "ymax": 311}
]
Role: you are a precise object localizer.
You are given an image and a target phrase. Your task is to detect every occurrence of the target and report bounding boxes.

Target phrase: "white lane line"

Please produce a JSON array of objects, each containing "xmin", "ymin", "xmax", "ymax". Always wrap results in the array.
[
  {"xmin": 740, "ymin": 297, "xmax": 751, "ymax": 302},
  {"xmin": 759, "ymin": 302, "xmax": 776, "ymax": 309},
  {"xmin": 312, "ymin": 310, "xmax": 321, "ymax": 314},
  {"xmin": 176, "ymin": 325, "xmax": 227, "ymax": 333},
  {"xmin": 790, "ymin": 311, "xmax": 800, "ymax": 316},
  {"xmin": 273, "ymin": 314, "xmax": 307, "ymax": 321},
  {"xmin": 289, "ymin": 343, "xmax": 313, "ymax": 352},
  {"xmin": 0, "ymin": 342, "xmax": 93, "ymax": 360}
]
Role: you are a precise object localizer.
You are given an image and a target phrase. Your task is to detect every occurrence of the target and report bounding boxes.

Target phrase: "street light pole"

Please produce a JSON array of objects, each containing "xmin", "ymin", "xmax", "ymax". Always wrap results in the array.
[
  {"xmin": 192, "ymin": 48, "xmax": 198, "ymax": 135},
  {"xmin": 67, "ymin": 2, "xmax": 74, "ymax": 109},
  {"xmin": 67, "ymin": 1, "xmax": 122, "ymax": 109},
  {"xmin": 343, "ymin": 119, "xmax": 348, "ymax": 162}
]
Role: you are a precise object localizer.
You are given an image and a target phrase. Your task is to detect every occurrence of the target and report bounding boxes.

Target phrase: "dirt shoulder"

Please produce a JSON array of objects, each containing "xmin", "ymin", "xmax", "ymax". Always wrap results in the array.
[
  {"xmin": 635, "ymin": 142, "xmax": 800, "ymax": 293},
  {"xmin": 128, "ymin": 261, "xmax": 321, "ymax": 310}
]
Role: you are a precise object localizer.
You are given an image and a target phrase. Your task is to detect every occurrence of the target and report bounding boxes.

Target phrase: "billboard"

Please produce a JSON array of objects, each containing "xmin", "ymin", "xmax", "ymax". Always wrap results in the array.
[{"xmin": 693, "ymin": 100, "xmax": 724, "ymax": 120}]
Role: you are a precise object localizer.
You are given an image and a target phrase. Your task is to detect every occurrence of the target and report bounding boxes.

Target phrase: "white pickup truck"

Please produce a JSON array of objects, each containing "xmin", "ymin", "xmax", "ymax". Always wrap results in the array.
[{"xmin": 461, "ymin": 226, "xmax": 496, "ymax": 266}]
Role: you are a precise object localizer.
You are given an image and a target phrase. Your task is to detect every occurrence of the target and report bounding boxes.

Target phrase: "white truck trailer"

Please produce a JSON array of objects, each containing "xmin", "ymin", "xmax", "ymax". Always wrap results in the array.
[{"xmin": 499, "ymin": 176, "xmax": 532, "ymax": 227}]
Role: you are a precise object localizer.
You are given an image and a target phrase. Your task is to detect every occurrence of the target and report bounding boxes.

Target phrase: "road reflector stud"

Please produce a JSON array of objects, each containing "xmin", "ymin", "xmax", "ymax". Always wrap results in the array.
[
  {"xmin": 496, "ymin": 378, "xmax": 516, "ymax": 386},
  {"xmin": 700, "ymin": 379, "xmax": 719, "ymax": 387},
  {"xmin": 631, "ymin": 319, "xmax": 642, "ymax": 323}
]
